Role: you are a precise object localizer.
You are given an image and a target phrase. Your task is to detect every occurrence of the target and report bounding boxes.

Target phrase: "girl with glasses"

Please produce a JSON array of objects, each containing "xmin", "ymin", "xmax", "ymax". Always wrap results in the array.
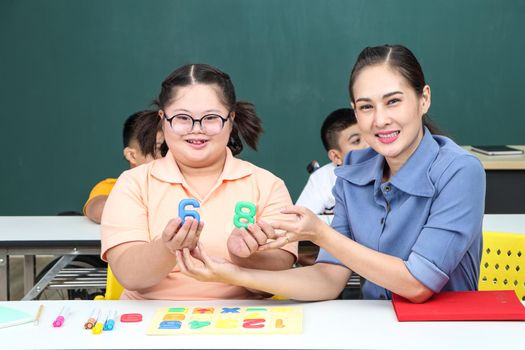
[{"xmin": 100, "ymin": 64, "xmax": 297, "ymax": 300}]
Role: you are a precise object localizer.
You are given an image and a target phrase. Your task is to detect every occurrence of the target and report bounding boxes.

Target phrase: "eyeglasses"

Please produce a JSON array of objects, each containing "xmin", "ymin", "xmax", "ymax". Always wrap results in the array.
[{"xmin": 163, "ymin": 112, "xmax": 230, "ymax": 135}]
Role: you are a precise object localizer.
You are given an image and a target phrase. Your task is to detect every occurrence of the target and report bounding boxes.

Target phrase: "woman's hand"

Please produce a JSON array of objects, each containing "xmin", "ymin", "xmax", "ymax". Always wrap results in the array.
[
  {"xmin": 226, "ymin": 220, "xmax": 283, "ymax": 258},
  {"xmin": 175, "ymin": 243, "xmax": 241, "ymax": 284},
  {"xmin": 161, "ymin": 217, "xmax": 204, "ymax": 254},
  {"xmin": 259, "ymin": 205, "xmax": 326, "ymax": 250}
]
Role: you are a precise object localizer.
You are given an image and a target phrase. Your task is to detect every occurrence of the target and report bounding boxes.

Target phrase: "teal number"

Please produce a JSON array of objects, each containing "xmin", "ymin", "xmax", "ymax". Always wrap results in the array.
[{"xmin": 233, "ymin": 201, "xmax": 256, "ymax": 228}]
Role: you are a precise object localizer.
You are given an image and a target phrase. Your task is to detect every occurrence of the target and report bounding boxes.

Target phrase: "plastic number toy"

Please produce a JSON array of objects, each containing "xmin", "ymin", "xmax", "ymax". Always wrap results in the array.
[
  {"xmin": 233, "ymin": 201, "xmax": 256, "ymax": 228},
  {"xmin": 178, "ymin": 199, "xmax": 201, "ymax": 224}
]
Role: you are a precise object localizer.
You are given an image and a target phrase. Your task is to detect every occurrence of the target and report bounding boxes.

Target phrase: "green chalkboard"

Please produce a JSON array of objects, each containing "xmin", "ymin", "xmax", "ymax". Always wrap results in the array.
[{"xmin": 1, "ymin": 0, "xmax": 524, "ymax": 215}]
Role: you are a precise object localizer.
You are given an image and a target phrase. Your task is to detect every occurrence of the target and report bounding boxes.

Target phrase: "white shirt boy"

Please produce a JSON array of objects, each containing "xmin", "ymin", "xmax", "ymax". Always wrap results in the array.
[{"xmin": 296, "ymin": 162, "xmax": 337, "ymax": 214}]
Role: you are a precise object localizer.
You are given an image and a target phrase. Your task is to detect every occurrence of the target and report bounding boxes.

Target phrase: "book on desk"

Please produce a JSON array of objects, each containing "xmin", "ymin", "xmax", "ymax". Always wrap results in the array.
[
  {"xmin": 392, "ymin": 290, "xmax": 525, "ymax": 321},
  {"xmin": 471, "ymin": 145, "xmax": 524, "ymax": 156},
  {"xmin": 0, "ymin": 305, "xmax": 35, "ymax": 328}
]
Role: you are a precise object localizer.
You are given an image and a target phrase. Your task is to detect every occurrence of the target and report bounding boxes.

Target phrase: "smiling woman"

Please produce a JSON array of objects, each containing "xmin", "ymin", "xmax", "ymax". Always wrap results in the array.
[
  {"xmin": 173, "ymin": 45, "xmax": 486, "ymax": 304},
  {"xmin": 349, "ymin": 45, "xmax": 440, "ymax": 178},
  {"xmin": 99, "ymin": 64, "xmax": 298, "ymax": 301}
]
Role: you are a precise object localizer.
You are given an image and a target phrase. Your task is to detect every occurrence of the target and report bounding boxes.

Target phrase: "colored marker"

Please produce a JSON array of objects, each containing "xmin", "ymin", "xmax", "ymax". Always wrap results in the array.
[
  {"xmin": 84, "ymin": 309, "xmax": 99, "ymax": 330},
  {"xmin": 92, "ymin": 310, "xmax": 105, "ymax": 335},
  {"xmin": 104, "ymin": 310, "xmax": 117, "ymax": 331},
  {"xmin": 52, "ymin": 306, "xmax": 69, "ymax": 327}
]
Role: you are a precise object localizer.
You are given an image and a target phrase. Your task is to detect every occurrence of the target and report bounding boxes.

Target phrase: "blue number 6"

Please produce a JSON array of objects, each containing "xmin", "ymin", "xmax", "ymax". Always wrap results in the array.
[{"xmin": 178, "ymin": 199, "xmax": 200, "ymax": 224}]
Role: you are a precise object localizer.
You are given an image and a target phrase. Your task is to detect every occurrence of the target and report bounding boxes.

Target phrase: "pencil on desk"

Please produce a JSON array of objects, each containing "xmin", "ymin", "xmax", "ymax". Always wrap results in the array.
[{"xmin": 34, "ymin": 304, "xmax": 44, "ymax": 325}]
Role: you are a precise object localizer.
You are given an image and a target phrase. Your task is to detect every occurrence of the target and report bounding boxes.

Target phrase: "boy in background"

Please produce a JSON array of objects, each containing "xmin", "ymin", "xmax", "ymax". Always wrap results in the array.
[
  {"xmin": 296, "ymin": 108, "xmax": 368, "ymax": 214},
  {"xmin": 84, "ymin": 110, "xmax": 164, "ymax": 223}
]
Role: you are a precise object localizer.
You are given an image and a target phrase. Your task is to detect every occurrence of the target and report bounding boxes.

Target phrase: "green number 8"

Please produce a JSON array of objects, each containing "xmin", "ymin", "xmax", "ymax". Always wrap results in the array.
[{"xmin": 233, "ymin": 201, "xmax": 256, "ymax": 228}]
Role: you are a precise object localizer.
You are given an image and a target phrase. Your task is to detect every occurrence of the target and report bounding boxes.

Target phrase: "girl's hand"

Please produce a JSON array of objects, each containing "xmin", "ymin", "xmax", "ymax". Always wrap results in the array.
[
  {"xmin": 161, "ymin": 217, "xmax": 204, "ymax": 254},
  {"xmin": 226, "ymin": 220, "xmax": 283, "ymax": 258},
  {"xmin": 176, "ymin": 243, "xmax": 241, "ymax": 284},
  {"xmin": 259, "ymin": 205, "xmax": 325, "ymax": 250}
]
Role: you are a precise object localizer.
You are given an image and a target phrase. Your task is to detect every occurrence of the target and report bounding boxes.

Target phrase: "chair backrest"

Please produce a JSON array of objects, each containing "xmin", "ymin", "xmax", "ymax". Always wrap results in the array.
[
  {"xmin": 306, "ymin": 160, "xmax": 320, "ymax": 174},
  {"xmin": 94, "ymin": 266, "xmax": 124, "ymax": 300},
  {"xmin": 478, "ymin": 231, "xmax": 525, "ymax": 301}
]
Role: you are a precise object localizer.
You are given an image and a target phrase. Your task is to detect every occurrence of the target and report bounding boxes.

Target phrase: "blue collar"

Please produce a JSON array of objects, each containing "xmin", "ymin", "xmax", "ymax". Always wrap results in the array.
[{"xmin": 335, "ymin": 128, "xmax": 438, "ymax": 197}]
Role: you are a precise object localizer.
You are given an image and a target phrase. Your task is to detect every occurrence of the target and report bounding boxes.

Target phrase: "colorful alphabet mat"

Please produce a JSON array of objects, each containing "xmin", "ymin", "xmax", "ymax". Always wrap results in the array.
[{"xmin": 146, "ymin": 306, "xmax": 303, "ymax": 335}]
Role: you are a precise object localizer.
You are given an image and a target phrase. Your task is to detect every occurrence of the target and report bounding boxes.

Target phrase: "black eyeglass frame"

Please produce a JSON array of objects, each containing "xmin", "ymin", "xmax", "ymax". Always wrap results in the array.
[{"xmin": 162, "ymin": 111, "xmax": 231, "ymax": 134}]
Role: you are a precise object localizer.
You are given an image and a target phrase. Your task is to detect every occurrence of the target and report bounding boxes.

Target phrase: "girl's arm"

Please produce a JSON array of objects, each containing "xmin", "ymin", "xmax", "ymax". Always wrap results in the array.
[
  {"xmin": 106, "ymin": 217, "xmax": 203, "ymax": 290},
  {"xmin": 106, "ymin": 240, "xmax": 177, "ymax": 290}
]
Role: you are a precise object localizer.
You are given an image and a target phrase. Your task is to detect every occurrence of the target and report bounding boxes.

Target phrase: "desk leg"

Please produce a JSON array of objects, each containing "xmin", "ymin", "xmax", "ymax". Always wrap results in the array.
[
  {"xmin": 0, "ymin": 250, "xmax": 9, "ymax": 301},
  {"xmin": 23, "ymin": 255, "xmax": 35, "ymax": 296},
  {"xmin": 22, "ymin": 255, "xmax": 75, "ymax": 301}
]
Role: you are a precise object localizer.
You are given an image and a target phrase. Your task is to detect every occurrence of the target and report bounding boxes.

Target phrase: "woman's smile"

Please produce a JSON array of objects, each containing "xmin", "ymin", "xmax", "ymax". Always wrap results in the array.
[{"xmin": 376, "ymin": 130, "xmax": 400, "ymax": 144}]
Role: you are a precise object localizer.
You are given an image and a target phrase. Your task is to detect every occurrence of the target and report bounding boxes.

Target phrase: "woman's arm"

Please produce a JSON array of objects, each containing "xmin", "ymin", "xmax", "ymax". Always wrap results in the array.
[
  {"xmin": 178, "ymin": 245, "xmax": 351, "ymax": 301},
  {"xmin": 225, "ymin": 223, "xmax": 296, "ymax": 296},
  {"xmin": 229, "ymin": 246, "xmax": 296, "ymax": 271},
  {"xmin": 267, "ymin": 206, "xmax": 433, "ymax": 303},
  {"xmin": 315, "ymin": 223, "xmax": 433, "ymax": 303}
]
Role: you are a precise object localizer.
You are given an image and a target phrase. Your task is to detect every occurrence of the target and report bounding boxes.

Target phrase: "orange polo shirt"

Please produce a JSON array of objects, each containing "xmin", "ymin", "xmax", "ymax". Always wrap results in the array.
[{"xmin": 101, "ymin": 149, "xmax": 297, "ymax": 300}]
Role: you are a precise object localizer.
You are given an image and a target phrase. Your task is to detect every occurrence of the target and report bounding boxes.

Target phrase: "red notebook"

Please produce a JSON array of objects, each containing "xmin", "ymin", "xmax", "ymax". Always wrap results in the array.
[{"xmin": 392, "ymin": 290, "xmax": 525, "ymax": 321}]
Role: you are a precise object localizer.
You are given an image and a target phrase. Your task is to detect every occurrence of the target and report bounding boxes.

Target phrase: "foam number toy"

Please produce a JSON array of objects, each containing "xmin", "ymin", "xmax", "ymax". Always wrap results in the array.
[
  {"xmin": 233, "ymin": 201, "xmax": 256, "ymax": 228},
  {"xmin": 178, "ymin": 199, "xmax": 200, "ymax": 224}
]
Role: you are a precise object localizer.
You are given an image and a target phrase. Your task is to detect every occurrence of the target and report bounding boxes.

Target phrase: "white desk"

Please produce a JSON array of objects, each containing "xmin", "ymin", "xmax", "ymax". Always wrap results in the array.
[
  {"xmin": 0, "ymin": 299, "xmax": 524, "ymax": 350},
  {"xmin": 482, "ymin": 214, "xmax": 525, "ymax": 233},
  {"xmin": 0, "ymin": 217, "xmax": 100, "ymax": 300}
]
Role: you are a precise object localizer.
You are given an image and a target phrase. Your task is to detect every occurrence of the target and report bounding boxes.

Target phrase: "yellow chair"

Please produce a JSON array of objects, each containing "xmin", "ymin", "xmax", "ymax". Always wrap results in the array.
[
  {"xmin": 478, "ymin": 231, "xmax": 525, "ymax": 301},
  {"xmin": 94, "ymin": 266, "xmax": 124, "ymax": 300}
]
